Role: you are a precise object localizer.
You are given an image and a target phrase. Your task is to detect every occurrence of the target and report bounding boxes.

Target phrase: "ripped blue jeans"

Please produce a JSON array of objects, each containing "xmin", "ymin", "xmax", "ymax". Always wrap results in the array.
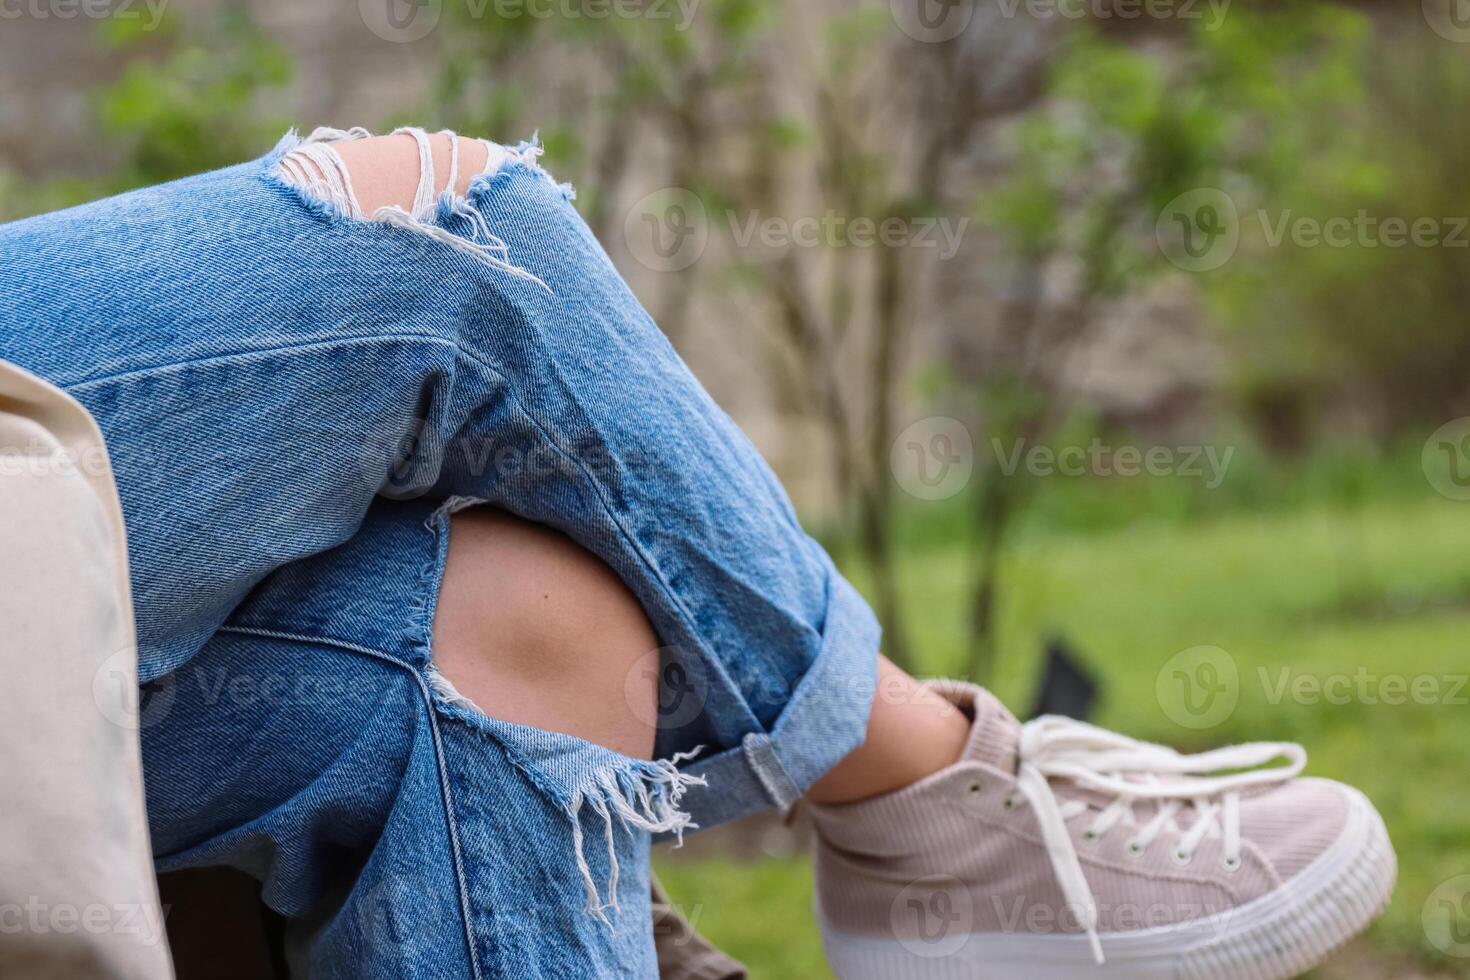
[{"xmin": 0, "ymin": 128, "xmax": 879, "ymax": 978}]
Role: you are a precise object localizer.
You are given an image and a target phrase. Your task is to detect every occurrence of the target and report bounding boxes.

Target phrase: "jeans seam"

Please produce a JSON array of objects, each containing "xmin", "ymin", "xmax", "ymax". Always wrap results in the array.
[
  {"xmin": 214, "ymin": 624, "xmax": 487, "ymax": 980},
  {"xmin": 446, "ymin": 345, "xmax": 763, "ymax": 743},
  {"xmin": 61, "ymin": 333, "xmax": 459, "ymax": 393}
]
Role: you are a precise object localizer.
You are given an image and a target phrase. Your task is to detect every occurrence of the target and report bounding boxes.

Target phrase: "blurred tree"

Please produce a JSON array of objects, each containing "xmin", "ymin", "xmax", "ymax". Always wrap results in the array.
[
  {"xmin": 93, "ymin": 4, "xmax": 292, "ymax": 190},
  {"xmin": 0, "ymin": 4, "xmax": 291, "ymax": 219},
  {"xmin": 964, "ymin": 3, "xmax": 1368, "ymax": 680},
  {"xmin": 1215, "ymin": 23, "xmax": 1470, "ymax": 442},
  {"xmin": 426, "ymin": 0, "xmax": 1049, "ymax": 668},
  {"xmin": 429, "ymin": 0, "xmax": 775, "ymax": 340}
]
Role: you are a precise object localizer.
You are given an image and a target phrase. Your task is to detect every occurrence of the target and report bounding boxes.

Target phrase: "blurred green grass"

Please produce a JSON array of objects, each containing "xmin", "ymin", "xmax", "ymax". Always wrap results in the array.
[{"xmin": 658, "ymin": 491, "xmax": 1470, "ymax": 977}]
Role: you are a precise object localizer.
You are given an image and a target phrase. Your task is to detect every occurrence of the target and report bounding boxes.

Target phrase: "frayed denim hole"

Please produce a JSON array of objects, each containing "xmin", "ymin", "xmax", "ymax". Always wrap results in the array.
[
  {"xmin": 424, "ymin": 672, "xmax": 706, "ymax": 925},
  {"xmin": 267, "ymin": 126, "xmax": 551, "ymax": 289}
]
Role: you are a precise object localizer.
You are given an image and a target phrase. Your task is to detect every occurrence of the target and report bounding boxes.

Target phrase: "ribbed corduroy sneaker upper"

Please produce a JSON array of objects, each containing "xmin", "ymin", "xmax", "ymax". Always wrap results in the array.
[{"xmin": 807, "ymin": 682, "xmax": 1356, "ymax": 959}]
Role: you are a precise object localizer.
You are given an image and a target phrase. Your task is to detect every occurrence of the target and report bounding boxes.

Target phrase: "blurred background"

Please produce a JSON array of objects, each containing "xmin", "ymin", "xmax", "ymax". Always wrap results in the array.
[{"xmin": 4, "ymin": 0, "xmax": 1470, "ymax": 976}]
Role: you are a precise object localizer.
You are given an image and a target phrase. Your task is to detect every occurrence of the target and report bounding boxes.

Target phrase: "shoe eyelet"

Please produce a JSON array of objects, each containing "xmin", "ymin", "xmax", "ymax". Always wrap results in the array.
[
  {"xmin": 1172, "ymin": 848, "xmax": 1194, "ymax": 866},
  {"xmin": 1003, "ymin": 796, "xmax": 1017, "ymax": 811},
  {"xmin": 1221, "ymin": 854, "xmax": 1242, "ymax": 873},
  {"xmin": 1081, "ymin": 829, "xmax": 1100, "ymax": 844},
  {"xmin": 1125, "ymin": 840, "xmax": 1146, "ymax": 858},
  {"xmin": 967, "ymin": 781, "xmax": 983, "ymax": 796}
]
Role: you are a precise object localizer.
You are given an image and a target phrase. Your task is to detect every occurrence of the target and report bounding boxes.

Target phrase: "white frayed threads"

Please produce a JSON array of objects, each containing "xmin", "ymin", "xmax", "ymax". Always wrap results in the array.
[
  {"xmin": 425, "ymin": 666, "xmax": 483, "ymax": 715},
  {"xmin": 569, "ymin": 749, "xmax": 707, "ymax": 924},
  {"xmin": 275, "ymin": 126, "xmax": 549, "ymax": 290}
]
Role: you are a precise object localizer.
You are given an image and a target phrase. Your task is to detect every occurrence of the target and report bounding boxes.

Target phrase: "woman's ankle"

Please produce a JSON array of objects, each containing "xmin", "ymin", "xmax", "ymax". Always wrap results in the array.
[{"xmin": 803, "ymin": 656, "xmax": 971, "ymax": 805}]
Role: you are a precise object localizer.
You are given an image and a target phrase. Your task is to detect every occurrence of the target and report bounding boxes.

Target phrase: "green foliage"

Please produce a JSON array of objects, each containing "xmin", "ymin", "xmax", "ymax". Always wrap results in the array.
[
  {"xmin": 984, "ymin": 4, "xmax": 1368, "ymax": 299},
  {"xmin": 672, "ymin": 490, "xmax": 1470, "ymax": 977},
  {"xmin": 0, "ymin": 6, "xmax": 291, "ymax": 219},
  {"xmin": 94, "ymin": 6, "xmax": 291, "ymax": 190},
  {"xmin": 1210, "ymin": 24, "xmax": 1470, "ymax": 438}
]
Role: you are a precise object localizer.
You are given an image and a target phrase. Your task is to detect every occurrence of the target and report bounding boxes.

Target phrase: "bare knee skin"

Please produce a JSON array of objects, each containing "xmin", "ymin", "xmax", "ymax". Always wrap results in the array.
[
  {"xmin": 431, "ymin": 509, "xmax": 659, "ymax": 760},
  {"xmin": 299, "ymin": 132, "xmax": 490, "ymax": 215},
  {"xmin": 317, "ymin": 131, "xmax": 966, "ymax": 794},
  {"xmin": 283, "ymin": 131, "xmax": 490, "ymax": 215}
]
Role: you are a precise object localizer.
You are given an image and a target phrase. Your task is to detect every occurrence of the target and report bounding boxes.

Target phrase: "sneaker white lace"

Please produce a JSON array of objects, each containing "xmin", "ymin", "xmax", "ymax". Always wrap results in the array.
[{"xmin": 808, "ymin": 682, "xmax": 1397, "ymax": 980}]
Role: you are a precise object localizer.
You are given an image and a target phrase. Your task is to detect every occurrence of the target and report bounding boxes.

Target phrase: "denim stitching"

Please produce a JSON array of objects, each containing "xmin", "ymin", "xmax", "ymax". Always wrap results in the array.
[
  {"xmin": 62, "ymin": 333, "xmax": 458, "ymax": 393},
  {"xmin": 215, "ymin": 625, "xmax": 486, "ymax": 980}
]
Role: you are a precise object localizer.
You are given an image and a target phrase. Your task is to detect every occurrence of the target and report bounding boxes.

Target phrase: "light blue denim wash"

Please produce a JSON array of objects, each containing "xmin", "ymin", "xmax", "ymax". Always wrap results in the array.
[{"xmin": 0, "ymin": 127, "xmax": 879, "ymax": 978}]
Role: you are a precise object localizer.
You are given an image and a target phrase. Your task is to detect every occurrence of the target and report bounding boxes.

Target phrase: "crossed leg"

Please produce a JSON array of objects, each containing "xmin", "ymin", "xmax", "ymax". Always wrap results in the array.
[
  {"xmin": 298, "ymin": 130, "xmax": 972, "ymax": 798},
  {"xmin": 430, "ymin": 505, "xmax": 968, "ymax": 796}
]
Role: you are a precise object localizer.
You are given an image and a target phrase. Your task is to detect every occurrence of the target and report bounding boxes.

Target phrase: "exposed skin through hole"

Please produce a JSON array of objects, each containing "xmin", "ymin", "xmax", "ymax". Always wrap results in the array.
[
  {"xmin": 335, "ymin": 133, "xmax": 972, "ymax": 792},
  {"xmin": 431, "ymin": 508, "xmax": 659, "ymax": 761},
  {"xmin": 321, "ymin": 132, "xmax": 490, "ymax": 215}
]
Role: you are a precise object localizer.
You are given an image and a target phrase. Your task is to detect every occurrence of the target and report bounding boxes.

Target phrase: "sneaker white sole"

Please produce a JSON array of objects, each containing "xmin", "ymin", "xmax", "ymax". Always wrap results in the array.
[{"xmin": 818, "ymin": 784, "xmax": 1397, "ymax": 980}]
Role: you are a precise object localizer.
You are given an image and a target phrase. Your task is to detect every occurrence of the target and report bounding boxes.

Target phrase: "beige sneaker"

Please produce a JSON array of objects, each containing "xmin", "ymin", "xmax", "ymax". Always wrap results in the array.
[{"xmin": 808, "ymin": 682, "xmax": 1396, "ymax": 980}]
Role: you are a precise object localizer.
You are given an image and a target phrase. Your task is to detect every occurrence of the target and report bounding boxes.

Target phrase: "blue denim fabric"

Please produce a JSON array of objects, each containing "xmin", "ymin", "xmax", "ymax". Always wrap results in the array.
[
  {"xmin": 143, "ymin": 500, "xmax": 662, "ymax": 978},
  {"xmin": 0, "ymin": 129, "xmax": 880, "ymax": 976}
]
